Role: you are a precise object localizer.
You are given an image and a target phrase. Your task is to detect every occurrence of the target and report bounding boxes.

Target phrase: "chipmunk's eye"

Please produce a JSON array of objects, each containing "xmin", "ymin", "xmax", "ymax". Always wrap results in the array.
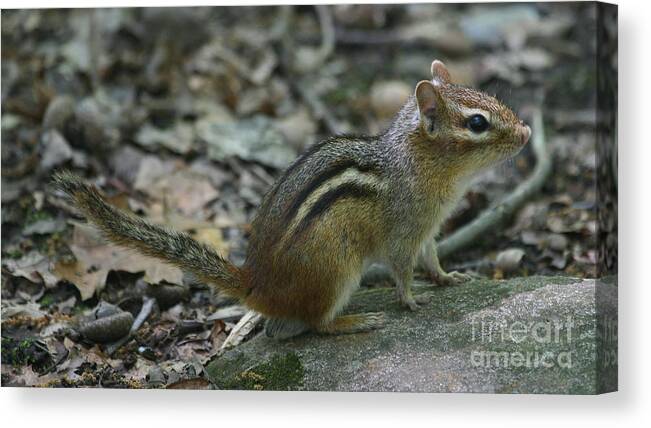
[{"xmin": 467, "ymin": 114, "xmax": 490, "ymax": 133}]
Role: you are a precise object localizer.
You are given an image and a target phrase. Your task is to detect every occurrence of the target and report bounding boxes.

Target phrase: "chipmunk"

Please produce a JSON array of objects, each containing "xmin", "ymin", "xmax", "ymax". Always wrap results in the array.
[{"xmin": 54, "ymin": 60, "xmax": 531, "ymax": 339}]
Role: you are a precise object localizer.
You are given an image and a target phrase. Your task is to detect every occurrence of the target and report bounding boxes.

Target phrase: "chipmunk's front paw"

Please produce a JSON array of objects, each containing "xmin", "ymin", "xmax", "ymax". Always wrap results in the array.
[
  {"xmin": 432, "ymin": 271, "xmax": 472, "ymax": 287},
  {"xmin": 414, "ymin": 293, "xmax": 431, "ymax": 304},
  {"xmin": 399, "ymin": 293, "xmax": 431, "ymax": 311}
]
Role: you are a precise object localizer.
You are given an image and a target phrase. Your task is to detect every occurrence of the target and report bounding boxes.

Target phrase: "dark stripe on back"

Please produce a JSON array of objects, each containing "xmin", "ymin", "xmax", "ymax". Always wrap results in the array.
[
  {"xmin": 264, "ymin": 135, "xmax": 377, "ymax": 207},
  {"xmin": 264, "ymin": 139, "xmax": 333, "ymax": 203},
  {"xmin": 277, "ymin": 135, "xmax": 374, "ymax": 185},
  {"xmin": 257, "ymin": 139, "xmax": 334, "ymax": 222},
  {"xmin": 281, "ymin": 139, "xmax": 331, "ymax": 182},
  {"xmin": 282, "ymin": 160, "xmax": 377, "ymax": 226},
  {"xmin": 290, "ymin": 182, "xmax": 377, "ymax": 239}
]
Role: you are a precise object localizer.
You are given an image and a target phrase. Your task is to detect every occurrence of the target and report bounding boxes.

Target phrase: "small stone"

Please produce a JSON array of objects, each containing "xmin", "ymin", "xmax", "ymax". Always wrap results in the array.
[
  {"xmin": 370, "ymin": 80, "xmax": 412, "ymax": 120},
  {"xmin": 43, "ymin": 96, "xmax": 75, "ymax": 131},
  {"xmin": 550, "ymin": 253, "xmax": 568, "ymax": 270},
  {"xmin": 146, "ymin": 282, "xmax": 190, "ymax": 309},
  {"xmin": 23, "ymin": 217, "xmax": 66, "ymax": 236},
  {"xmin": 495, "ymin": 248, "xmax": 526, "ymax": 272},
  {"xmin": 74, "ymin": 98, "xmax": 113, "ymax": 149},
  {"xmin": 460, "ymin": 4, "xmax": 539, "ymax": 48},
  {"xmin": 520, "ymin": 230, "xmax": 541, "ymax": 246},
  {"xmin": 109, "ymin": 146, "xmax": 146, "ymax": 185},
  {"xmin": 275, "ymin": 108, "xmax": 317, "ymax": 150},
  {"xmin": 79, "ymin": 311, "xmax": 133, "ymax": 343},
  {"xmin": 547, "ymin": 233, "xmax": 569, "ymax": 251},
  {"xmin": 41, "ymin": 130, "xmax": 73, "ymax": 170}
]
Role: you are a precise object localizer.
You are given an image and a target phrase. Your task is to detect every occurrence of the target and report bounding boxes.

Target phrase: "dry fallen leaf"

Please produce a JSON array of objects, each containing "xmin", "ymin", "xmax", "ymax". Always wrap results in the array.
[
  {"xmin": 144, "ymin": 204, "xmax": 216, "ymax": 231},
  {"xmin": 54, "ymin": 222, "xmax": 184, "ymax": 300},
  {"xmin": 1, "ymin": 301, "xmax": 47, "ymax": 320},
  {"xmin": 3, "ymin": 365, "xmax": 42, "ymax": 387},
  {"xmin": 2, "ymin": 251, "xmax": 60, "ymax": 288},
  {"xmin": 145, "ymin": 169, "xmax": 219, "ymax": 217},
  {"xmin": 123, "ymin": 356, "xmax": 157, "ymax": 382},
  {"xmin": 133, "ymin": 156, "xmax": 179, "ymax": 192}
]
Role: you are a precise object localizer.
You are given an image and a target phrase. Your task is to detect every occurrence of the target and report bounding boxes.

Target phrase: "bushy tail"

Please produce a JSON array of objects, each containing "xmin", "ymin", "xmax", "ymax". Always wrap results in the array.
[{"xmin": 52, "ymin": 171, "xmax": 248, "ymax": 300}]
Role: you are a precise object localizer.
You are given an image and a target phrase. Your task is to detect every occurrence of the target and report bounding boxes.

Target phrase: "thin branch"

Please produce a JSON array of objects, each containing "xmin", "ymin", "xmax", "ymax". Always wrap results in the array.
[
  {"xmin": 220, "ymin": 310, "xmax": 263, "ymax": 350},
  {"xmin": 276, "ymin": 5, "xmax": 344, "ymax": 135},
  {"xmin": 268, "ymin": 5, "xmax": 293, "ymax": 41},
  {"xmin": 314, "ymin": 5, "xmax": 335, "ymax": 66},
  {"xmin": 105, "ymin": 296, "xmax": 156, "ymax": 356},
  {"xmin": 129, "ymin": 296, "xmax": 157, "ymax": 334}
]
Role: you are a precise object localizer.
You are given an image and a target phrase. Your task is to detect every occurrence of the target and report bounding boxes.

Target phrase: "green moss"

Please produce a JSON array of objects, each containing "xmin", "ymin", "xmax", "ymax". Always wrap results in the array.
[
  {"xmin": 1, "ymin": 337, "xmax": 52, "ymax": 370},
  {"xmin": 324, "ymin": 87, "xmax": 351, "ymax": 105},
  {"xmin": 350, "ymin": 276, "xmax": 575, "ymax": 323},
  {"xmin": 25, "ymin": 208, "xmax": 53, "ymax": 225},
  {"xmin": 72, "ymin": 302, "xmax": 93, "ymax": 315},
  {"xmin": 210, "ymin": 352, "xmax": 305, "ymax": 391},
  {"xmin": 2, "ymin": 249, "xmax": 24, "ymax": 259},
  {"xmin": 38, "ymin": 294, "xmax": 55, "ymax": 307}
]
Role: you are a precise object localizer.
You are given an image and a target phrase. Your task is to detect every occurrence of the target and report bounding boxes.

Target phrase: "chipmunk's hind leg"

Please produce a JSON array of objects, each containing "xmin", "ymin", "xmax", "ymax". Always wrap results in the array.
[
  {"xmin": 264, "ymin": 318, "xmax": 310, "ymax": 340},
  {"xmin": 316, "ymin": 312, "xmax": 385, "ymax": 335}
]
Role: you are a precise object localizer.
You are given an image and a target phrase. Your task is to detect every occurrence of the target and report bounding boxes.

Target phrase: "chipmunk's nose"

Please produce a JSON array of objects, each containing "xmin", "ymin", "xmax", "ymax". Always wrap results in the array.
[{"xmin": 521, "ymin": 124, "xmax": 531, "ymax": 145}]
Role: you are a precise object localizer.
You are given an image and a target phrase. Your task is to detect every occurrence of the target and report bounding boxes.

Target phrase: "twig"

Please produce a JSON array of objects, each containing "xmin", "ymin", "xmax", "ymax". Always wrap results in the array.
[
  {"xmin": 314, "ymin": 5, "xmax": 335, "ymax": 67},
  {"xmin": 129, "ymin": 296, "xmax": 156, "ymax": 334},
  {"xmin": 105, "ymin": 296, "xmax": 156, "ymax": 356},
  {"xmin": 335, "ymin": 28, "xmax": 405, "ymax": 46},
  {"xmin": 220, "ymin": 310, "xmax": 263, "ymax": 350},
  {"xmin": 334, "ymin": 23, "xmax": 471, "ymax": 55},
  {"xmin": 436, "ymin": 108, "xmax": 553, "ymax": 260},
  {"xmin": 269, "ymin": 5, "xmax": 293, "ymax": 41},
  {"xmin": 88, "ymin": 10, "xmax": 101, "ymax": 91},
  {"xmin": 276, "ymin": 6, "xmax": 344, "ymax": 135},
  {"xmin": 290, "ymin": 5, "xmax": 335, "ymax": 73}
]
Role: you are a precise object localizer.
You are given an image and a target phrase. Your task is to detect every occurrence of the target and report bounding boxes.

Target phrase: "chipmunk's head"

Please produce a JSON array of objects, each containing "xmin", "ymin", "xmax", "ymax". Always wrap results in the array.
[{"xmin": 413, "ymin": 60, "xmax": 530, "ymax": 171}]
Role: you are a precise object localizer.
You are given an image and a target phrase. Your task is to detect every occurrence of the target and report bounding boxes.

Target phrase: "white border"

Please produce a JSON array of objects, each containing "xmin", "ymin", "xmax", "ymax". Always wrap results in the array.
[{"xmin": 2, "ymin": 0, "xmax": 650, "ymax": 427}]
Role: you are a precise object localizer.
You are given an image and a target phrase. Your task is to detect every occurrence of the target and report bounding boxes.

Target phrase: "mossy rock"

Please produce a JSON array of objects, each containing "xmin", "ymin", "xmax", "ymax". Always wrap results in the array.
[
  {"xmin": 205, "ymin": 276, "xmax": 617, "ymax": 394},
  {"xmin": 210, "ymin": 352, "xmax": 305, "ymax": 391}
]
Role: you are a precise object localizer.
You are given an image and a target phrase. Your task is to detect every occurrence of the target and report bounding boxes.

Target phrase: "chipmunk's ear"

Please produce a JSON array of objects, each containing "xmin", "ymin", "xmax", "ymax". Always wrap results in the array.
[
  {"xmin": 415, "ymin": 80, "xmax": 444, "ymax": 123},
  {"xmin": 430, "ymin": 60, "xmax": 451, "ymax": 84}
]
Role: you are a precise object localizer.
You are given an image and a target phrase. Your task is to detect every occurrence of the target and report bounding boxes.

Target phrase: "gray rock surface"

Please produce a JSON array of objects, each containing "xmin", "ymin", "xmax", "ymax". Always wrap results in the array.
[{"xmin": 205, "ymin": 276, "xmax": 617, "ymax": 394}]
